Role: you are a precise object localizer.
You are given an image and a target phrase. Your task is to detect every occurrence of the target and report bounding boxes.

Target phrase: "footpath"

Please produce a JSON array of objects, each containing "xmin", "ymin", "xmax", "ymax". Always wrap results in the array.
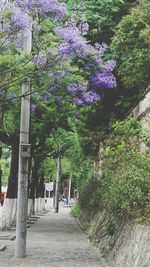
[{"xmin": 0, "ymin": 206, "xmax": 108, "ymax": 267}]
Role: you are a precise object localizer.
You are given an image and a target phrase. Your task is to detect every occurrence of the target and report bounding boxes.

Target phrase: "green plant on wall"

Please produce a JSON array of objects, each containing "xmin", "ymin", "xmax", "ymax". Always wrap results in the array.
[
  {"xmin": 102, "ymin": 118, "xmax": 150, "ymax": 221},
  {"xmin": 78, "ymin": 117, "xmax": 150, "ymax": 223}
]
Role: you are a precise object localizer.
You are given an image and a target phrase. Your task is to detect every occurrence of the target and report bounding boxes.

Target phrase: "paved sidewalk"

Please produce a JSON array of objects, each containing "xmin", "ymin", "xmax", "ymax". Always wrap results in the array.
[{"xmin": 0, "ymin": 206, "xmax": 108, "ymax": 267}]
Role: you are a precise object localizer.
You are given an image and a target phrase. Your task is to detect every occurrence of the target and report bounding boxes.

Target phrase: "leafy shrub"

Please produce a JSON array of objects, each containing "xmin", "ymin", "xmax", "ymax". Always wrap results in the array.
[
  {"xmin": 79, "ymin": 118, "xmax": 150, "ymax": 223},
  {"xmin": 103, "ymin": 153, "xmax": 150, "ymax": 220},
  {"xmin": 70, "ymin": 204, "xmax": 80, "ymax": 218},
  {"xmin": 111, "ymin": 0, "xmax": 150, "ymax": 90},
  {"xmin": 102, "ymin": 118, "xmax": 150, "ymax": 221},
  {"xmin": 79, "ymin": 178, "xmax": 102, "ymax": 211}
]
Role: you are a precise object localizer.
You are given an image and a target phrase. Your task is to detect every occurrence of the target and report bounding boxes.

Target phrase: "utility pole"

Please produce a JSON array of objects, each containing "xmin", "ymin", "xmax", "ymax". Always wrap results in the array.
[
  {"xmin": 55, "ymin": 149, "xmax": 61, "ymax": 213},
  {"xmin": 68, "ymin": 173, "xmax": 72, "ymax": 206},
  {"xmin": 15, "ymin": 19, "xmax": 32, "ymax": 258}
]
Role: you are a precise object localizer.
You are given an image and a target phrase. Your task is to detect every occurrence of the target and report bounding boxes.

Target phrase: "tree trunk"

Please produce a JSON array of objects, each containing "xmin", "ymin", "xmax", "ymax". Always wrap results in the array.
[
  {"xmin": 29, "ymin": 157, "xmax": 41, "ymax": 213},
  {"xmin": 6, "ymin": 140, "xmax": 19, "ymax": 198},
  {"xmin": 55, "ymin": 155, "xmax": 60, "ymax": 213},
  {"xmin": 39, "ymin": 175, "xmax": 45, "ymax": 211},
  {"xmin": 27, "ymin": 157, "xmax": 34, "ymax": 217},
  {"xmin": 39, "ymin": 175, "xmax": 45, "ymax": 198},
  {"xmin": 0, "ymin": 139, "xmax": 19, "ymax": 230}
]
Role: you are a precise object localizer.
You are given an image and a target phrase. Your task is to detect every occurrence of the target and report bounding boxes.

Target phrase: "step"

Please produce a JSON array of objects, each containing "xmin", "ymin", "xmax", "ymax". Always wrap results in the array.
[
  {"xmin": 28, "ymin": 218, "xmax": 38, "ymax": 221},
  {"xmin": 0, "ymin": 244, "xmax": 6, "ymax": 251},
  {"xmin": 27, "ymin": 221, "xmax": 34, "ymax": 224},
  {"xmin": 0, "ymin": 234, "xmax": 16, "ymax": 241}
]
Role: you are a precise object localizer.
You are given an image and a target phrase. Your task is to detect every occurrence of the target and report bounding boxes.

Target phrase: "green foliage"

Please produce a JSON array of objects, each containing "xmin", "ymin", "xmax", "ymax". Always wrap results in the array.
[
  {"xmin": 40, "ymin": 157, "xmax": 56, "ymax": 180},
  {"xmin": 3, "ymin": 108, "xmax": 20, "ymax": 135},
  {"xmin": 111, "ymin": 0, "xmax": 150, "ymax": 90},
  {"xmin": 103, "ymin": 118, "xmax": 150, "ymax": 221},
  {"xmin": 113, "ymin": 117, "xmax": 141, "ymax": 135},
  {"xmin": 0, "ymin": 158, "xmax": 11, "ymax": 186},
  {"xmin": 103, "ymin": 157, "xmax": 150, "ymax": 219},
  {"xmin": 141, "ymin": 122, "xmax": 150, "ymax": 147},
  {"xmin": 79, "ymin": 118, "xmax": 150, "ymax": 223},
  {"xmin": 79, "ymin": 178, "xmax": 102, "ymax": 211},
  {"xmin": 66, "ymin": 0, "xmax": 135, "ymax": 43},
  {"xmin": 61, "ymin": 157, "xmax": 72, "ymax": 175},
  {"xmin": 70, "ymin": 204, "xmax": 80, "ymax": 218},
  {"xmin": 71, "ymin": 159, "xmax": 94, "ymax": 186}
]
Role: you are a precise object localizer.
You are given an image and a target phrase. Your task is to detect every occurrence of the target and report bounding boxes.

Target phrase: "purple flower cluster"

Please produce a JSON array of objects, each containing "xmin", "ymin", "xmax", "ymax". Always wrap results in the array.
[
  {"xmin": 11, "ymin": 9, "xmax": 29, "ymax": 30},
  {"xmin": 73, "ymin": 91, "xmax": 100, "ymax": 106},
  {"xmin": 55, "ymin": 20, "xmax": 87, "ymax": 58},
  {"xmin": 81, "ymin": 91, "xmax": 100, "ymax": 104},
  {"xmin": 39, "ymin": 93, "xmax": 52, "ymax": 101},
  {"xmin": 1, "ymin": 1, "xmax": 117, "ymax": 109},
  {"xmin": 59, "ymin": 44, "xmax": 72, "ymax": 55},
  {"xmin": 103, "ymin": 60, "xmax": 116, "ymax": 73},
  {"xmin": 31, "ymin": 103, "xmax": 36, "ymax": 112},
  {"xmin": 90, "ymin": 73, "xmax": 117, "ymax": 89},
  {"xmin": 79, "ymin": 22, "xmax": 89, "ymax": 36},
  {"xmin": 56, "ymin": 23, "xmax": 110, "ymax": 61},
  {"xmin": 38, "ymin": 0, "xmax": 66, "ymax": 17},
  {"xmin": 56, "ymin": 21, "xmax": 117, "ymax": 97},
  {"xmin": 67, "ymin": 82, "xmax": 101, "ymax": 106},
  {"xmin": 16, "ymin": 0, "xmax": 66, "ymax": 17},
  {"xmin": 15, "ymin": 0, "xmax": 34, "ymax": 11},
  {"xmin": 2, "ymin": 0, "xmax": 66, "ymax": 33},
  {"xmin": 51, "ymin": 86, "xmax": 59, "ymax": 94},
  {"xmin": 84, "ymin": 64, "xmax": 91, "ymax": 71},
  {"xmin": 73, "ymin": 97, "xmax": 84, "ymax": 106},
  {"xmin": 55, "ymin": 97, "xmax": 62, "ymax": 104},
  {"xmin": 1, "ymin": 3, "xmax": 30, "ymax": 32},
  {"xmin": 67, "ymin": 82, "xmax": 87, "ymax": 94}
]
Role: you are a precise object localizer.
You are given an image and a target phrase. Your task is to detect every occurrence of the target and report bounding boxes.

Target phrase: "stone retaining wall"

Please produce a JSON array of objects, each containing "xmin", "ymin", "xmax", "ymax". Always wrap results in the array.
[{"xmin": 80, "ymin": 89, "xmax": 150, "ymax": 267}]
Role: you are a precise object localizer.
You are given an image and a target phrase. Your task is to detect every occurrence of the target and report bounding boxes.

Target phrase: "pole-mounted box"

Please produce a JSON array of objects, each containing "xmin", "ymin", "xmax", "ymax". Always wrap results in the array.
[{"xmin": 20, "ymin": 144, "xmax": 31, "ymax": 158}]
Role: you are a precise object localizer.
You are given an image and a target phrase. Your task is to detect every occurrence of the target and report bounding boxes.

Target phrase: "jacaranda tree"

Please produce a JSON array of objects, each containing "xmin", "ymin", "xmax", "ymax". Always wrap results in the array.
[{"xmin": 0, "ymin": 0, "xmax": 116, "ymax": 230}]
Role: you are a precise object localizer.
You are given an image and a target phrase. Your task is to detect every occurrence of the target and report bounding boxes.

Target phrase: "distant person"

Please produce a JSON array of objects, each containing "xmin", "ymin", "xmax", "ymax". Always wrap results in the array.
[{"xmin": 63, "ymin": 187, "xmax": 68, "ymax": 206}]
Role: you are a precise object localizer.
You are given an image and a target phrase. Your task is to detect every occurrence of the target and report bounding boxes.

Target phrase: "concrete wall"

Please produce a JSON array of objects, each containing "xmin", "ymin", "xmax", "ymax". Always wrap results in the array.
[
  {"xmin": 109, "ymin": 223, "xmax": 150, "ymax": 267},
  {"xmin": 132, "ymin": 89, "xmax": 150, "ymax": 119},
  {"xmin": 82, "ymin": 90, "xmax": 150, "ymax": 267},
  {"xmin": 110, "ymin": 91, "xmax": 150, "ymax": 267}
]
